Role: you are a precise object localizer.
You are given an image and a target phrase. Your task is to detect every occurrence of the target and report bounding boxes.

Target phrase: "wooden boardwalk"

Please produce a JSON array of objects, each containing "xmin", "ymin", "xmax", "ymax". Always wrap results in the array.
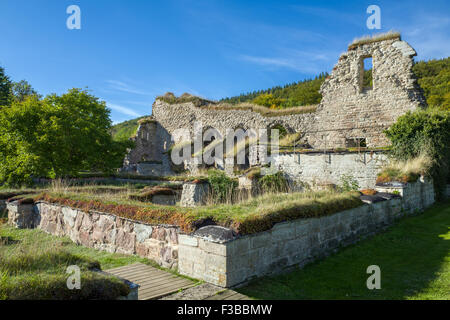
[
  {"xmin": 204, "ymin": 290, "xmax": 250, "ymax": 300},
  {"xmin": 106, "ymin": 263, "xmax": 195, "ymax": 300}
]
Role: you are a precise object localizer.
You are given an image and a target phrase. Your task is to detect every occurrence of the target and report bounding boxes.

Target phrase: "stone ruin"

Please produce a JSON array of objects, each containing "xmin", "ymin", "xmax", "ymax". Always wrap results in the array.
[{"xmin": 121, "ymin": 33, "xmax": 426, "ymax": 183}]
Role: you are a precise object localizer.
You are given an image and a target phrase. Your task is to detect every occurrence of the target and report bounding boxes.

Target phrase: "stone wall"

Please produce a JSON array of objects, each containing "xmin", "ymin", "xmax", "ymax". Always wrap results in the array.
[
  {"xmin": 8, "ymin": 201, "xmax": 179, "ymax": 269},
  {"xmin": 274, "ymin": 151, "xmax": 388, "ymax": 189},
  {"xmin": 152, "ymin": 99, "xmax": 316, "ymax": 141},
  {"xmin": 121, "ymin": 119, "xmax": 174, "ymax": 176},
  {"xmin": 180, "ymin": 183, "xmax": 210, "ymax": 207},
  {"xmin": 6, "ymin": 178, "xmax": 437, "ymax": 288},
  {"xmin": 178, "ymin": 178, "xmax": 435, "ymax": 287},
  {"xmin": 122, "ymin": 36, "xmax": 426, "ymax": 174},
  {"xmin": 309, "ymin": 37, "xmax": 425, "ymax": 148}
]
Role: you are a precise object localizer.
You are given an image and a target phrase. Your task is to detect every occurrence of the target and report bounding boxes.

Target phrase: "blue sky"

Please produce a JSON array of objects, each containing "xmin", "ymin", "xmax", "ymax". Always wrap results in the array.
[{"xmin": 0, "ymin": 0, "xmax": 449, "ymax": 123}]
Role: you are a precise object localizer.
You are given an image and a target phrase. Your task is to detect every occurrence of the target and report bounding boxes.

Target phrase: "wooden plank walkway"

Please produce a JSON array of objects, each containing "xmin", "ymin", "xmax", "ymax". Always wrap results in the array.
[
  {"xmin": 106, "ymin": 263, "xmax": 195, "ymax": 300},
  {"xmin": 204, "ymin": 290, "xmax": 250, "ymax": 300}
]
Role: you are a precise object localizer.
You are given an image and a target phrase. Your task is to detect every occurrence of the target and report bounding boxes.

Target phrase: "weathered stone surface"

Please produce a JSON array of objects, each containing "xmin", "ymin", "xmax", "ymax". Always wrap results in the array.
[
  {"xmin": 134, "ymin": 223, "xmax": 153, "ymax": 243},
  {"xmin": 193, "ymin": 225, "xmax": 236, "ymax": 242},
  {"xmin": 123, "ymin": 36, "xmax": 425, "ymax": 180},
  {"xmin": 151, "ymin": 194, "xmax": 176, "ymax": 206},
  {"xmin": 180, "ymin": 183, "xmax": 210, "ymax": 207},
  {"xmin": 28, "ymin": 202, "xmax": 178, "ymax": 269},
  {"xmin": 7, "ymin": 202, "xmax": 37, "ymax": 229}
]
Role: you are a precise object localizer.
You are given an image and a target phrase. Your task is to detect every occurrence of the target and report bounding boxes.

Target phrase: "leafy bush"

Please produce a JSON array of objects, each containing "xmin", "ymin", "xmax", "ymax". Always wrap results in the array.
[
  {"xmin": 339, "ymin": 174, "xmax": 360, "ymax": 192},
  {"xmin": 207, "ymin": 170, "xmax": 238, "ymax": 203},
  {"xmin": 384, "ymin": 109, "xmax": 450, "ymax": 199},
  {"xmin": 259, "ymin": 172, "xmax": 289, "ymax": 193}
]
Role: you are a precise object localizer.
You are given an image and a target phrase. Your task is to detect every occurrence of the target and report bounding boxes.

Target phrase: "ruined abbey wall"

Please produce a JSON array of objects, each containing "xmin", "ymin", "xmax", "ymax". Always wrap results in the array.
[
  {"xmin": 122, "ymin": 35, "xmax": 427, "ymax": 176},
  {"xmin": 309, "ymin": 37, "xmax": 425, "ymax": 148},
  {"xmin": 152, "ymin": 100, "xmax": 315, "ymax": 142}
]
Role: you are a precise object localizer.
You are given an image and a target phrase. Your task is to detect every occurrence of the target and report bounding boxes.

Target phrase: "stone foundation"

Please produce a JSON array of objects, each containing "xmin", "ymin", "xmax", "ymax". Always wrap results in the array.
[
  {"xmin": 6, "ymin": 178, "xmax": 436, "ymax": 287},
  {"xmin": 7, "ymin": 201, "xmax": 179, "ymax": 269},
  {"xmin": 178, "ymin": 178, "xmax": 435, "ymax": 287}
]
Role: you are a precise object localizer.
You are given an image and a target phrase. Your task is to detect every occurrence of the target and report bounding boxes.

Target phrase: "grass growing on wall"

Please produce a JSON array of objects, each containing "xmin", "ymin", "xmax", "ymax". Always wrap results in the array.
[
  {"xmin": 29, "ymin": 187, "xmax": 363, "ymax": 235},
  {"xmin": 238, "ymin": 201, "xmax": 450, "ymax": 300}
]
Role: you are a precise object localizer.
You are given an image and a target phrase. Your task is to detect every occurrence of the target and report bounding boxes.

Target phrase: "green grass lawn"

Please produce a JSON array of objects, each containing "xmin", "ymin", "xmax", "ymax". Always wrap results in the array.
[
  {"xmin": 238, "ymin": 201, "xmax": 450, "ymax": 300},
  {"xmin": 0, "ymin": 224, "xmax": 161, "ymax": 300}
]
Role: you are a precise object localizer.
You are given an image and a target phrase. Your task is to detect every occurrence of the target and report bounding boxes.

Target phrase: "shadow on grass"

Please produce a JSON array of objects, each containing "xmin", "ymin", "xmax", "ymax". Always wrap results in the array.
[{"xmin": 238, "ymin": 201, "xmax": 450, "ymax": 300}]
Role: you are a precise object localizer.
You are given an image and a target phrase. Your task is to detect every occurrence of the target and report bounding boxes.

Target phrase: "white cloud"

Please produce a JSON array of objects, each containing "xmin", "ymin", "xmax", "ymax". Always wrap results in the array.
[
  {"xmin": 107, "ymin": 103, "xmax": 142, "ymax": 117},
  {"xmin": 106, "ymin": 80, "xmax": 150, "ymax": 95}
]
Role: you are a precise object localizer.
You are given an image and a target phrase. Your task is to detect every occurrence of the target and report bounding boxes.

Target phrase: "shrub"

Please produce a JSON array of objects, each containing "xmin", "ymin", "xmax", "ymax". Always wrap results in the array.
[
  {"xmin": 259, "ymin": 172, "xmax": 289, "ymax": 193},
  {"xmin": 339, "ymin": 174, "xmax": 360, "ymax": 192},
  {"xmin": 207, "ymin": 170, "xmax": 238, "ymax": 203},
  {"xmin": 384, "ymin": 109, "xmax": 450, "ymax": 200}
]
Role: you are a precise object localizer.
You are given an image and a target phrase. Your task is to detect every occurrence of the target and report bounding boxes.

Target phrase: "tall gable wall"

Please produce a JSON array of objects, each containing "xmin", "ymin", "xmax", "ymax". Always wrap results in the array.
[{"xmin": 309, "ymin": 37, "xmax": 425, "ymax": 148}]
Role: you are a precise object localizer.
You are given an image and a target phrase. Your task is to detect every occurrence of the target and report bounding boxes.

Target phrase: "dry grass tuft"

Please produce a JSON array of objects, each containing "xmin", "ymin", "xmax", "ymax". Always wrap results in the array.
[
  {"xmin": 377, "ymin": 154, "xmax": 432, "ymax": 184},
  {"xmin": 348, "ymin": 31, "xmax": 401, "ymax": 50}
]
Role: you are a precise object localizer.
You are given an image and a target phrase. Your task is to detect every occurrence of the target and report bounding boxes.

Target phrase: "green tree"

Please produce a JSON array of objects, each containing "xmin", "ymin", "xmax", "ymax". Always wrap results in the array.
[
  {"xmin": 413, "ymin": 57, "xmax": 450, "ymax": 111},
  {"xmin": 12, "ymin": 80, "xmax": 40, "ymax": 102},
  {"xmin": 252, "ymin": 93, "xmax": 286, "ymax": 109},
  {"xmin": 0, "ymin": 89, "xmax": 131, "ymax": 185},
  {"xmin": 0, "ymin": 66, "xmax": 12, "ymax": 106}
]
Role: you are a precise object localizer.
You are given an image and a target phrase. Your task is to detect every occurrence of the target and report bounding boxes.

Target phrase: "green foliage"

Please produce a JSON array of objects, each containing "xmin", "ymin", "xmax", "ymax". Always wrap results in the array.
[
  {"xmin": 0, "ymin": 89, "xmax": 131, "ymax": 186},
  {"xmin": 384, "ymin": 109, "xmax": 450, "ymax": 199},
  {"xmin": 11, "ymin": 80, "xmax": 40, "ymax": 102},
  {"xmin": 207, "ymin": 170, "xmax": 238, "ymax": 203},
  {"xmin": 259, "ymin": 172, "xmax": 289, "ymax": 193},
  {"xmin": 339, "ymin": 174, "xmax": 360, "ymax": 192},
  {"xmin": 252, "ymin": 93, "xmax": 286, "ymax": 109},
  {"xmin": 363, "ymin": 69, "xmax": 373, "ymax": 89},
  {"xmin": 221, "ymin": 73, "xmax": 327, "ymax": 108},
  {"xmin": 0, "ymin": 66, "xmax": 12, "ymax": 107},
  {"xmin": 413, "ymin": 57, "xmax": 450, "ymax": 111},
  {"xmin": 111, "ymin": 116, "xmax": 146, "ymax": 142}
]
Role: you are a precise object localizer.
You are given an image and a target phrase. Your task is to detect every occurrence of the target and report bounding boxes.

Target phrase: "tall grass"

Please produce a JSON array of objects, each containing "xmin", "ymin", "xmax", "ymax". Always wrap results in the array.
[{"xmin": 377, "ymin": 154, "xmax": 433, "ymax": 184}]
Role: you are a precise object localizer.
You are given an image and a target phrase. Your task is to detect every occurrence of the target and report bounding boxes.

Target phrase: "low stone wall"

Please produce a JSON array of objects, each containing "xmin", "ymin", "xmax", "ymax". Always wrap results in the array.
[
  {"xmin": 273, "ymin": 151, "xmax": 388, "ymax": 189},
  {"xmin": 8, "ymin": 201, "xmax": 179, "ymax": 269},
  {"xmin": 178, "ymin": 178, "xmax": 435, "ymax": 287},
  {"xmin": 5, "ymin": 178, "xmax": 437, "ymax": 288}
]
